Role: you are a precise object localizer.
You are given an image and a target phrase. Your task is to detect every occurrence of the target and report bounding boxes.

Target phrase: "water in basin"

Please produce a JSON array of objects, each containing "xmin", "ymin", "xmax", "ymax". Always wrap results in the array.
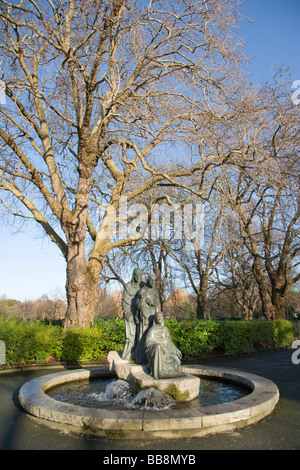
[{"xmin": 47, "ymin": 376, "xmax": 250, "ymax": 411}]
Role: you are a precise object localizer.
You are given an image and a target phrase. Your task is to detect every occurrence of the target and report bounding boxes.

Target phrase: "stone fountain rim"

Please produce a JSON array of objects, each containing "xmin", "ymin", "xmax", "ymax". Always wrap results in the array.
[{"xmin": 18, "ymin": 365, "xmax": 279, "ymax": 439}]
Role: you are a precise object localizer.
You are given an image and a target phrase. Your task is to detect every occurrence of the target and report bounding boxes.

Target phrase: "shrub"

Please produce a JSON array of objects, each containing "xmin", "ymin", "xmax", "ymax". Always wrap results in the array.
[
  {"xmin": 93, "ymin": 317, "xmax": 125, "ymax": 350},
  {"xmin": 0, "ymin": 317, "xmax": 62, "ymax": 365},
  {"xmin": 0, "ymin": 316, "xmax": 296, "ymax": 366},
  {"xmin": 61, "ymin": 318, "xmax": 125, "ymax": 363},
  {"xmin": 292, "ymin": 320, "xmax": 300, "ymax": 340},
  {"xmin": 219, "ymin": 320, "xmax": 294, "ymax": 355},
  {"xmin": 165, "ymin": 319, "xmax": 222, "ymax": 357},
  {"xmin": 220, "ymin": 321, "xmax": 260, "ymax": 355},
  {"xmin": 273, "ymin": 320, "xmax": 294, "ymax": 346},
  {"xmin": 61, "ymin": 327, "xmax": 104, "ymax": 362}
]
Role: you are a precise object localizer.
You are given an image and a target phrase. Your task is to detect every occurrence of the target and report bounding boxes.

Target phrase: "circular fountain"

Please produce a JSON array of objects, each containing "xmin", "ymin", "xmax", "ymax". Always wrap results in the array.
[
  {"xmin": 18, "ymin": 362, "xmax": 279, "ymax": 439},
  {"xmin": 18, "ymin": 275, "xmax": 279, "ymax": 439}
]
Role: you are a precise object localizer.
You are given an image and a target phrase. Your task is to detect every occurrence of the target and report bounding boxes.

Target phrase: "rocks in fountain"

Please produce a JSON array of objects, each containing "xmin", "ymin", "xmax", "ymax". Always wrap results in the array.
[
  {"xmin": 103, "ymin": 380, "xmax": 132, "ymax": 401},
  {"xmin": 90, "ymin": 380, "xmax": 176, "ymax": 410},
  {"xmin": 131, "ymin": 387, "xmax": 176, "ymax": 409},
  {"xmin": 107, "ymin": 350, "xmax": 200, "ymax": 401}
]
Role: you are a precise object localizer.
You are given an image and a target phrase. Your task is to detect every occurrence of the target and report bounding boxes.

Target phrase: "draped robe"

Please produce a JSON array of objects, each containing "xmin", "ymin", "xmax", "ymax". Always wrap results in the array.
[
  {"xmin": 145, "ymin": 323, "xmax": 182, "ymax": 379},
  {"xmin": 134, "ymin": 284, "xmax": 161, "ymax": 364}
]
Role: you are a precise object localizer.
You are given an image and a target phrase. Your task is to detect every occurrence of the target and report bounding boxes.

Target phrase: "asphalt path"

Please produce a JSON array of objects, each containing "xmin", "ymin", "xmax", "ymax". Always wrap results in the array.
[{"xmin": 0, "ymin": 349, "xmax": 299, "ymax": 453}]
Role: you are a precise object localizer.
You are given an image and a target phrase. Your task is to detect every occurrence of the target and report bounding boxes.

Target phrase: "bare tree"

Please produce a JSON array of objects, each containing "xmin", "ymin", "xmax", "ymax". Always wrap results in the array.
[
  {"xmin": 216, "ymin": 73, "xmax": 300, "ymax": 319},
  {"xmin": 165, "ymin": 189, "xmax": 224, "ymax": 319},
  {"xmin": 0, "ymin": 0, "xmax": 244, "ymax": 327},
  {"xmin": 216, "ymin": 214, "xmax": 260, "ymax": 319}
]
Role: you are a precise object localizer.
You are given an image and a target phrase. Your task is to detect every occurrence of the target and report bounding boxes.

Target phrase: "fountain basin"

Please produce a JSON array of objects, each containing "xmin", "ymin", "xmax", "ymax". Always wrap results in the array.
[{"xmin": 18, "ymin": 365, "xmax": 279, "ymax": 439}]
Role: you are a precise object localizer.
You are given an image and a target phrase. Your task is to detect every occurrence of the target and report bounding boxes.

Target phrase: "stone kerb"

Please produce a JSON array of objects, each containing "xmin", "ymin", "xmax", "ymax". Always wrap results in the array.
[{"xmin": 107, "ymin": 350, "xmax": 201, "ymax": 401}]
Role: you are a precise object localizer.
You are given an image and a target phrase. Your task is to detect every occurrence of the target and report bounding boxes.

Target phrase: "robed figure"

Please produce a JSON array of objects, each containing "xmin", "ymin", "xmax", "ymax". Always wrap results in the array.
[
  {"xmin": 134, "ymin": 274, "xmax": 161, "ymax": 364},
  {"xmin": 121, "ymin": 268, "xmax": 144, "ymax": 360},
  {"xmin": 145, "ymin": 311, "xmax": 182, "ymax": 379}
]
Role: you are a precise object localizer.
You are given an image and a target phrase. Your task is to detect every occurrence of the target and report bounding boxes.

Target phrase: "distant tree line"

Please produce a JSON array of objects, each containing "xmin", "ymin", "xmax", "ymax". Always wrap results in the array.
[{"xmin": 1, "ymin": 283, "xmax": 299, "ymax": 323}]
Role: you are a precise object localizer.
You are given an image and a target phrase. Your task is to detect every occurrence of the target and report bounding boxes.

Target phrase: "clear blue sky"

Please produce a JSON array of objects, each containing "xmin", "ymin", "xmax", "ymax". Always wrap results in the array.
[
  {"xmin": 240, "ymin": 0, "xmax": 300, "ymax": 82},
  {"xmin": 0, "ymin": 0, "xmax": 299, "ymax": 301}
]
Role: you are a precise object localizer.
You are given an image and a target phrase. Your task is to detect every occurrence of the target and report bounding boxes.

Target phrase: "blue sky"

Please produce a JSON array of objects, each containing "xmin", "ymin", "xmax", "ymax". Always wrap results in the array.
[
  {"xmin": 240, "ymin": 0, "xmax": 300, "ymax": 82},
  {"xmin": 0, "ymin": 0, "xmax": 299, "ymax": 301}
]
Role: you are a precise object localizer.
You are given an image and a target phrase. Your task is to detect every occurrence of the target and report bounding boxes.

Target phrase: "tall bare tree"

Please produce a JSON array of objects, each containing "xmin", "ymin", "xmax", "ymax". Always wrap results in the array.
[
  {"xmin": 217, "ymin": 73, "xmax": 300, "ymax": 319},
  {"xmin": 0, "ymin": 0, "xmax": 244, "ymax": 326},
  {"xmin": 216, "ymin": 213, "xmax": 260, "ymax": 319},
  {"xmin": 165, "ymin": 189, "xmax": 224, "ymax": 320}
]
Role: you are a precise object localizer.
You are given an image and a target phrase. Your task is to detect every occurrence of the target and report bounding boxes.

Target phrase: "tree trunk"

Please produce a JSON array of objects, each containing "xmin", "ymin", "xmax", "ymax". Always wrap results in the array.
[
  {"xmin": 271, "ymin": 287, "xmax": 286, "ymax": 320},
  {"xmin": 64, "ymin": 252, "xmax": 106, "ymax": 328},
  {"xmin": 64, "ymin": 240, "xmax": 96, "ymax": 328},
  {"xmin": 235, "ymin": 282, "xmax": 258, "ymax": 320},
  {"xmin": 266, "ymin": 269, "xmax": 287, "ymax": 320},
  {"xmin": 252, "ymin": 257, "xmax": 275, "ymax": 320},
  {"xmin": 196, "ymin": 289, "xmax": 207, "ymax": 320},
  {"xmin": 63, "ymin": 156, "xmax": 103, "ymax": 328},
  {"xmin": 63, "ymin": 212, "xmax": 108, "ymax": 328}
]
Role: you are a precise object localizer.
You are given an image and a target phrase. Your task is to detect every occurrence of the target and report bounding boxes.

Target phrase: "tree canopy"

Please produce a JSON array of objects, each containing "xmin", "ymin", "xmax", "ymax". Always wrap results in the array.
[{"xmin": 0, "ymin": 1, "xmax": 299, "ymax": 326}]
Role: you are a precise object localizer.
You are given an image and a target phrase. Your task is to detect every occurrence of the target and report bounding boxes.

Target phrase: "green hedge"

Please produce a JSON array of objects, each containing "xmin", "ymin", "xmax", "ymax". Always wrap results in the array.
[
  {"xmin": 0, "ymin": 317, "xmax": 63, "ymax": 365},
  {"xmin": 0, "ymin": 316, "xmax": 295, "ymax": 366},
  {"xmin": 218, "ymin": 320, "xmax": 294, "ymax": 355},
  {"xmin": 0, "ymin": 317, "xmax": 125, "ymax": 365},
  {"xmin": 165, "ymin": 319, "xmax": 222, "ymax": 357},
  {"xmin": 292, "ymin": 320, "xmax": 300, "ymax": 340},
  {"xmin": 166, "ymin": 319, "xmax": 294, "ymax": 357},
  {"xmin": 61, "ymin": 318, "xmax": 125, "ymax": 362}
]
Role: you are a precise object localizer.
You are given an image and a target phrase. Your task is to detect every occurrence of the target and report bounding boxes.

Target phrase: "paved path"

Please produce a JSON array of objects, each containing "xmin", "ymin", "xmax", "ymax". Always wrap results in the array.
[{"xmin": 0, "ymin": 349, "xmax": 299, "ymax": 450}]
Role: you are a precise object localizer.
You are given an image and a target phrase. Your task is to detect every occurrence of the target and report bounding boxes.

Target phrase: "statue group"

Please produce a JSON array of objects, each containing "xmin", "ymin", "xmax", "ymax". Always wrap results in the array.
[{"xmin": 121, "ymin": 269, "xmax": 183, "ymax": 379}]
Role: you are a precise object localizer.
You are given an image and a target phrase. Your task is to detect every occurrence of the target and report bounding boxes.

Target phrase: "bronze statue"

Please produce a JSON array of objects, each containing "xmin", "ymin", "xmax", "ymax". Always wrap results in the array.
[
  {"xmin": 145, "ymin": 310, "xmax": 183, "ymax": 379},
  {"xmin": 134, "ymin": 274, "xmax": 161, "ymax": 364},
  {"xmin": 121, "ymin": 268, "xmax": 144, "ymax": 360},
  {"xmin": 121, "ymin": 272, "xmax": 183, "ymax": 381}
]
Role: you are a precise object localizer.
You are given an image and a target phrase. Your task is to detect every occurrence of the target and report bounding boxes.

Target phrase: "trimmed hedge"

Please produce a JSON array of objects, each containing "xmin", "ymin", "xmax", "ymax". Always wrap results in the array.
[
  {"xmin": 165, "ymin": 319, "xmax": 222, "ymax": 357},
  {"xmin": 0, "ymin": 316, "xmax": 125, "ymax": 365},
  {"xmin": 61, "ymin": 318, "xmax": 125, "ymax": 362},
  {"xmin": 218, "ymin": 320, "xmax": 294, "ymax": 355},
  {"xmin": 166, "ymin": 319, "xmax": 294, "ymax": 356},
  {"xmin": 0, "ymin": 317, "xmax": 63, "ymax": 365},
  {"xmin": 0, "ymin": 316, "xmax": 295, "ymax": 366},
  {"xmin": 292, "ymin": 321, "xmax": 300, "ymax": 340}
]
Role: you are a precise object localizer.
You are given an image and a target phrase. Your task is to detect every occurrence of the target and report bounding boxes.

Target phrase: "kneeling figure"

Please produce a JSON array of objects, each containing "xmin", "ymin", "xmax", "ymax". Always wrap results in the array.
[{"xmin": 145, "ymin": 311, "xmax": 183, "ymax": 380}]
